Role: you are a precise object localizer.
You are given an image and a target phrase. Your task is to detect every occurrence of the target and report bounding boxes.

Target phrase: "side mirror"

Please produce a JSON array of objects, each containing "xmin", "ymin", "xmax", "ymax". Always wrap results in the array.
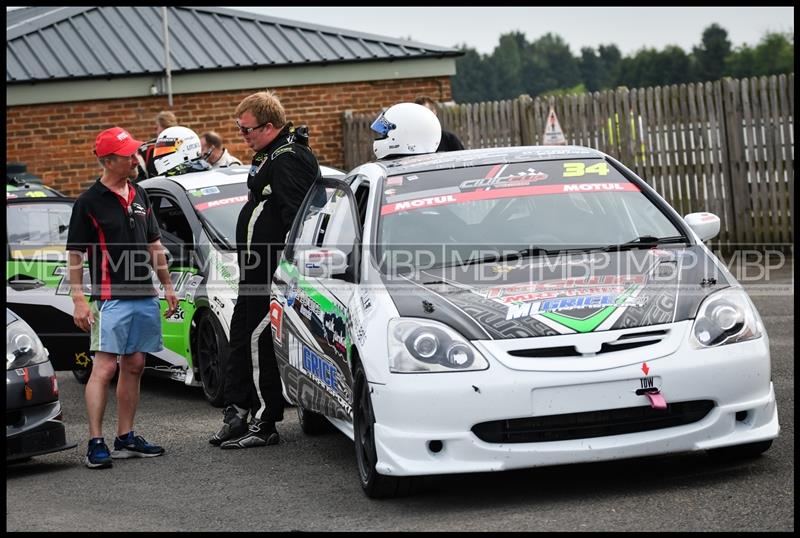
[
  {"xmin": 297, "ymin": 247, "xmax": 349, "ymax": 279},
  {"xmin": 684, "ymin": 212, "xmax": 720, "ymax": 242}
]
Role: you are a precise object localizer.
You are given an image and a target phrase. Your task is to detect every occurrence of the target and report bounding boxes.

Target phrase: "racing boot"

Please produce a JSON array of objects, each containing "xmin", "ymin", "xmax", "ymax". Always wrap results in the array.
[
  {"xmin": 219, "ymin": 419, "xmax": 279, "ymax": 449},
  {"xmin": 209, "ymin": 405, "xmax": 248, "ymax": 446}
]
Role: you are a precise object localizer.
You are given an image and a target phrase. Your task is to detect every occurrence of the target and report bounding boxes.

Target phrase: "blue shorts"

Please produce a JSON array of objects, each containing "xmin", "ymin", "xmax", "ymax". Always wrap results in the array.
[{"xmin": 90, "ymin": 297, "xmax": 163, "ymax": 355}]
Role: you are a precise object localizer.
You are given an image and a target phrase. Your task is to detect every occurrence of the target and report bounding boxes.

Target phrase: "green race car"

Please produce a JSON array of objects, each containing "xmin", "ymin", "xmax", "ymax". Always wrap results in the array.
[{"xmin": 6, "ymin": 165, "xmax": 344, "ymax": 405}]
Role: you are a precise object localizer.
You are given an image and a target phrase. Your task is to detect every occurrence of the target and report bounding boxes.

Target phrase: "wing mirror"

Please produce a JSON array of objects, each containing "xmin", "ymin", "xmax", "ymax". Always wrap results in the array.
[
  {"xmin": 297, "ymin": 247, "xmax": 349, "ymax": 279},
  {"xmin": 684, "ymin": 212, "xmax": 720, "ymax": 242}
]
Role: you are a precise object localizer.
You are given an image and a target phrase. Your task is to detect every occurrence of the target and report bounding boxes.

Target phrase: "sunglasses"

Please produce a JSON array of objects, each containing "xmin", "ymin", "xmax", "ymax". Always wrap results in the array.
[
  {"xmin": 126, "ymin": 205, "xmax": 135, "ymax": 229},
  {"xmin": 235, "ymin": 120, "xmax": 268, "ymax": 134}
]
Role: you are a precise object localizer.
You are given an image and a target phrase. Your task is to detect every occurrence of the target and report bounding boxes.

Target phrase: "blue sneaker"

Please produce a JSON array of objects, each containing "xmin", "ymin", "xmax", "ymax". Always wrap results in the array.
[
  {"xmin": 111, "ymin": 432, "xmax": 165, "ymax": 459},
  {"xmin": 85, "ymin": 438, "xmax": 113, "ymax": 469}
]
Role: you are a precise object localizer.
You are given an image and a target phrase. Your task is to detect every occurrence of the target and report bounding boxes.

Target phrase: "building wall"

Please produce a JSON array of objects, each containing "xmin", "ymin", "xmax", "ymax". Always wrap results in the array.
[{"xmin": 6, "ymin": 76, "xmax": 452, "ymax": 196}]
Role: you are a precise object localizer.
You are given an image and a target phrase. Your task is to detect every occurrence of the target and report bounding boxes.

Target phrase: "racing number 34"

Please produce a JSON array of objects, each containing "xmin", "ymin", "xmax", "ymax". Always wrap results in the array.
[{"xmin": 563, "ymin": 162, "xmax": 609, "ymax": 177}]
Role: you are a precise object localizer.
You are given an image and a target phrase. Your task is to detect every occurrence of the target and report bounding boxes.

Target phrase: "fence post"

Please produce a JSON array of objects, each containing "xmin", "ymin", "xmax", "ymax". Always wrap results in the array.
[
  {"xmin": 342, "ymin": 110, "xmax": 353, "ymax": 171},
  {"xmin": 518, "ymin": 94, "xmax": 534, "ymax": 145},
  {"xmin": 718, "ymin": 78, "xmax": 748, "ymax": 248}
]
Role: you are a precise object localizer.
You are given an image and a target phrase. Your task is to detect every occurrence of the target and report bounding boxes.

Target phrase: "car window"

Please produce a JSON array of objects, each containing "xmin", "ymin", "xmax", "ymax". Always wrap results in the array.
[
  {"xmin": 152, "ymin": 196, "xmax": 194, "ymax": 245},
  {"xmin": 354, "ymin": 181, "xmax": 370, "ymax": 233},
  {"xmin": 7, "ymin": 201, "xmax": 73, "ymax": 260},
  {"xmin": 187, "ymin": 183, "xmax": 248, "ymax": 249},
  {"xmin": 377, "ymin": 159, "xmax": 683, "ymax": 272},
  {"xmin": 288, "ymin": 183, "xmax": 357, "ymax": 268}
]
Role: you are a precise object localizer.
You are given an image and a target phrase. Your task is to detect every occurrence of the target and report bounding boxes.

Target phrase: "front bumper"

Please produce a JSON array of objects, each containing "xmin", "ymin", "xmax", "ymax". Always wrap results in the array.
[
  {"xmin": 370, "ymin": 332, "xmax": 779, "ymax": 477},
  {"xmin": 7, "ymin": 363, "xmax": 76, "ymax": 462},
  {"xmin": 6, "ymin": 400, "xmax": 77, "ymax": 462}
]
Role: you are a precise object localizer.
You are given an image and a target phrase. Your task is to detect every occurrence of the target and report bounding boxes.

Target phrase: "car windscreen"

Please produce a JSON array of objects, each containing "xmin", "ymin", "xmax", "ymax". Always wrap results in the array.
[
  {"xmin": 377, "ymin": 159, "xmax": 684, "ymax": 272},
  {"xmin": 6, "ymin": 185, "xmax": 62, "ymax": 198},
  {"xmin": 7, "ymin": 200, "xmax": 74, "ymax": 260},
  {"xmin": 188, "ymin": 183, "xmax": 248, "ymax": 249}
]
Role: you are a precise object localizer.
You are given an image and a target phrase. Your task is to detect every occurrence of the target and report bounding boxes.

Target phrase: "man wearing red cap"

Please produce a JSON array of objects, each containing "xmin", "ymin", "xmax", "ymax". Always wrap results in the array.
[{"xmin": 66, "ymin": 126, "xmax": 179, "ymax": 469}]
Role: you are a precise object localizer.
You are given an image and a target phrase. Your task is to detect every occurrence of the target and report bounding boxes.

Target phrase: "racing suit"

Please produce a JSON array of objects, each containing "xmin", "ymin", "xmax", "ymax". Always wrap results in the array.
[{"xmin": 225, "ymin": 123, "xmax": 321, "ymax": 423}]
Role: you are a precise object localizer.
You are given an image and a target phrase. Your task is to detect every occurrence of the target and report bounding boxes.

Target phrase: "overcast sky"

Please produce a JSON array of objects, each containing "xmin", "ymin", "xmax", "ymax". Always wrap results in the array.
[{"xmin": 230, "ymin": 6, "xmax": 794, "ymax": 56}]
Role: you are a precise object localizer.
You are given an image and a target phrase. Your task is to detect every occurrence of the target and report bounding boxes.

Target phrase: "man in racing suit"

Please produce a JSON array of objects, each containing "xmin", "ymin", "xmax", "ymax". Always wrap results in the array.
[{"xmin": 210, "ymin": 90, "xmax": 321, "ymax": 448}]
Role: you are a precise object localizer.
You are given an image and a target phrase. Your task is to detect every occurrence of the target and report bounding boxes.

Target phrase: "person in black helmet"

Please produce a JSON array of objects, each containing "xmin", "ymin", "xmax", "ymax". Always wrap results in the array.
[{"xmin": 414, "ymin": 95, "xmax": 465, "ymax": 152}]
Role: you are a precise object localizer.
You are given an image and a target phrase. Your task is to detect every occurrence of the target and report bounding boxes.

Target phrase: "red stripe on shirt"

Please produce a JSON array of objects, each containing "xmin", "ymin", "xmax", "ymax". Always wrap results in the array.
[{"xmin": 88, "ymin": 212, "xmax": 112, "ymax": 300}]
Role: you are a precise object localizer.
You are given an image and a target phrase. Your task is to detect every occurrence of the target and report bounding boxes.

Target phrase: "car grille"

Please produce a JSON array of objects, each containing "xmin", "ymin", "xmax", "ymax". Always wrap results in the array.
[
  {"xmin": 508, "ymin": 329, "xmax": 670, "ymax": 358},
  {"xmin": 471, "ymin": 400, "xmax": 715, "ymax": 443}
]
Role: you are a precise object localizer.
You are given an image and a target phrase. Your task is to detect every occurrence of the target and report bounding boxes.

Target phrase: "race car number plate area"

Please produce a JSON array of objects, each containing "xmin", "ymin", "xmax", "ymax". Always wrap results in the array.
[{"xmin": 531, "ymin": 377, "xmax": 662, "ymax": 417}]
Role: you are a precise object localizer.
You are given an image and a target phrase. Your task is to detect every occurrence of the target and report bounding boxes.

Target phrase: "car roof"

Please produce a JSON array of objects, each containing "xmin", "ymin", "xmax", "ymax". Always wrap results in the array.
[
  {"xmin": 378, "ymin": 145, "xmax": 606, "ymax": 175},
  {"xmin": 142, "ymin": 164, "xmax": 346, "ymax": 192},
  {"xmin": 6, "ymin": 181, "xmax": 66, "ymax": 199}
]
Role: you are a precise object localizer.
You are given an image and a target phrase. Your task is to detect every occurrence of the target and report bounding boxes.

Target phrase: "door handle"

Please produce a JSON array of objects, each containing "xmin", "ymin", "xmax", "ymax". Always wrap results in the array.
[{"xmin": 7, "ymin": 276, "xmax": 45, "ymax": 291}]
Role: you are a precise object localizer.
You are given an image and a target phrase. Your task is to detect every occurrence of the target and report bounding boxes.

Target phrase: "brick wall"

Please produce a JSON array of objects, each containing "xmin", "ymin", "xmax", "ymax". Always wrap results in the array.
[{"xmin": 6, "ymin": 76, "xmax": 452, "ymax": 197}]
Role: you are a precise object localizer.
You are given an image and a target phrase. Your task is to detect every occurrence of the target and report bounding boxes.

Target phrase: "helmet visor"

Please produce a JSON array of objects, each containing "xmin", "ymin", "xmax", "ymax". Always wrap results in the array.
[
  {"xmin": 370, "ymin": 113, "xmax": 396, "ymax": 139},
  {"xmin": 154, "ymin": 137, "xmax": 179, "ymax": 157}
]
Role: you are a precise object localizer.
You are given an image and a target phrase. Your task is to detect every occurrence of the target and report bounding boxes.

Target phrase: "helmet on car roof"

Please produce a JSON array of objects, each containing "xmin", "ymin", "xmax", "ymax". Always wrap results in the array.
[
  {"xmin": 371, "ymin": 102, "xmax": 441, "ymax": 160},
  {"xmin": 153, "ymin": 126, "xmax": 203, "ymax": 175}
]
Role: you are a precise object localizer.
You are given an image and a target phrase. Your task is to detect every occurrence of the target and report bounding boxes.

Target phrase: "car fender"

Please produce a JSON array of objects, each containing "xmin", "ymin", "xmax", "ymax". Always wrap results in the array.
[{"xmin": 349, "ymin": 277, "xmax": 399, "ymax": 387}]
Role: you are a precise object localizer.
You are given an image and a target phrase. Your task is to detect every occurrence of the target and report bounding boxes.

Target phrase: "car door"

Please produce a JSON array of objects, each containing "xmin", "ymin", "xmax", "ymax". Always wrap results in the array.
[
  {"xmin": 6, "ymin": 197, "xmax": 89, "ymax": 371},
  {"xmin": 142, "ymin": 189, "xmax": 207, "ymax": 378},
  {"xmin": 272, "ymin": 178, "xmax": 362, "ymax": 421}
]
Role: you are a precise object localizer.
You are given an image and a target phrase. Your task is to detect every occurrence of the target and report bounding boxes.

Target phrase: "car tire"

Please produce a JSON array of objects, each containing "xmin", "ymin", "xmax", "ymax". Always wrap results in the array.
[
  {"xmin": 195, "ymin": 312, "xmax": 228, "ymax": 407},
  {"xmin": 296, "ymin": 405, "xmax": 333, "ymax": 435},
  {"xmin": 707, "ymin": 440, "xmax": 773, "ymax": 461},
  {"xmin": 353, "ymin": 362, "xmax": 413, "ymax": 498}
]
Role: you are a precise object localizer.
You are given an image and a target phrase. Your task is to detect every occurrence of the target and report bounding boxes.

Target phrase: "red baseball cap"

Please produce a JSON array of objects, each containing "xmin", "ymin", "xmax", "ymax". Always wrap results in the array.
[{"xmin": 94, "ymin": 127, "xmax": 143, "ymax": 157}]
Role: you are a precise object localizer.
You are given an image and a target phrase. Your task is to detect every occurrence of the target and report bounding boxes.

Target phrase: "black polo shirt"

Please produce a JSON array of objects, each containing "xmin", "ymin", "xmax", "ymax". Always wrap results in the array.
[{"xmin": 66, "ymin": 178, "xmax": 161, "ymax": 301}]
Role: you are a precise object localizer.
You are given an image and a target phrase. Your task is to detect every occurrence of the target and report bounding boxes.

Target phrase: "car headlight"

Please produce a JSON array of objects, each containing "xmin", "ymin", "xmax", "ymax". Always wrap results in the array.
[
  {"xmin": 689, "ymin": 287, "xmax": 763, "ymax": 348},
  {"xmin": 6, "ymin": 320, "xmax": 49, "ymax": 370},
  {"xmin": 388, "ymin": 318, "xmax": 489, "ymax": 373}
]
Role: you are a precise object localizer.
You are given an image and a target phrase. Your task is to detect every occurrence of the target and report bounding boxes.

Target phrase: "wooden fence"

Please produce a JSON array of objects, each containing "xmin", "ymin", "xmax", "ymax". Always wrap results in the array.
[{"xmin": 343, "ymin": 74, "xmax": 794, "ymax": 249}]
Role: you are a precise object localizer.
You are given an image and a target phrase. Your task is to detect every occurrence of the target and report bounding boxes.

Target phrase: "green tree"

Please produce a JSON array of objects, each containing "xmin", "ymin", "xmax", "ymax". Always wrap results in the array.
[
  {"xmin": 579, "ymin": 47, "xmax": 603, "ymax": 92},
  {"xmin": 450, "ymin": 26, "xmax": 792, "ymax": 104},
  {"xmin": 580, "ymin": 44, "xmax": 622, "ymax": 91},
  {"xmin": 692, "ymin": 24, "xmax": 732, "ymax": 82},
  {"xmin": 598, "ymin": 45, "xmax": 623, "ymax": 89},
  {"xmin": 452, "ymin": 45, "xmax": 491, "ymax": 103},
  {"xmin": 523, "ymin": 33, "xmax": 581, "ymax": 96},
  {"xmin": 617, "ymin": 46, "xmax": 693, "ymax": 87},
  {"xmin": 726, "ymin": 31, "xmax": 794, "ymax": 78},
  {"xmin": 489, "ymin": 32, "xmax": 527, "ymax": 100}
]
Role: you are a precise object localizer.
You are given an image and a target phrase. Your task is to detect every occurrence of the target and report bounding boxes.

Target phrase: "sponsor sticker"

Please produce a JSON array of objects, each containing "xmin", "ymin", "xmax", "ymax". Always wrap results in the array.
[
  {"xmin": 269, "ymin": 300, "xmax": 283, "ymax": 345},
  {"xmin": 165, "ymin": 306, "xmax": 186, "ymax": 323},
  {"xmin": 380, "ymin": 183, "xmax": 640, "ymax": 216},
  {"xmin": 302, "ymin": 346, "xmax": 338, "ymax": 393},
  {"xmin": 194, "ymin": 195, "xmax": 248, "ymax": 212}
]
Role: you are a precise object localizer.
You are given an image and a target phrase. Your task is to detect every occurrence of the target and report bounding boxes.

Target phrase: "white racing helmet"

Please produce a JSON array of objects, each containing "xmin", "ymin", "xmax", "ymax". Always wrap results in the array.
[
  {"xmin": 371, "ymin": 102, "xmax": 441, "ymax": 159},
  {"xmin": 153, "ymin": 126, "xmax": 203, "ymax": 175}
]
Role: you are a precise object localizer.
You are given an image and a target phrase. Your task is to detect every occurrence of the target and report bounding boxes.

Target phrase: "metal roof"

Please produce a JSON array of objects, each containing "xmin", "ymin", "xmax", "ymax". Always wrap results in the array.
[{"xmin": 7, "ymin": 6, "xmax": 462, "ymax": 83}]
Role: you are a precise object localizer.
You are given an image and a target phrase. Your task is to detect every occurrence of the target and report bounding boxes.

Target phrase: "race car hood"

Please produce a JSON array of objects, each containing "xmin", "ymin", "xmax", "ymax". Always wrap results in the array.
[{"xmin": 382, "ymin": 246, "xmax": 730, "ymax": 340}]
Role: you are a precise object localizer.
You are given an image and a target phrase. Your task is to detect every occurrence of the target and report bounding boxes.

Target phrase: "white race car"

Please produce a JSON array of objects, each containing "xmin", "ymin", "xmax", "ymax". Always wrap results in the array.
[{"xmin": 270, "ymin": 146, "xmax": 780, "ymax": 498}]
